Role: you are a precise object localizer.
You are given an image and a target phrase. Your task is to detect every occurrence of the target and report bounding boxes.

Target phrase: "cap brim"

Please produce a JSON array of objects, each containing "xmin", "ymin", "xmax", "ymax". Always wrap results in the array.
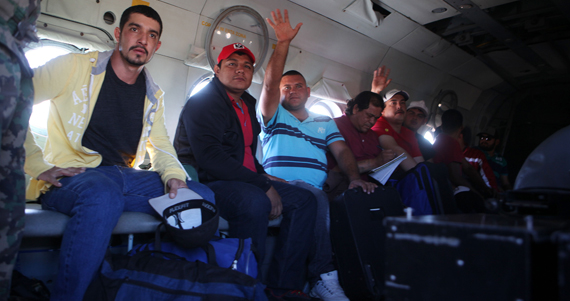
[{"xmin": 148, "ymin": 188, "xmax": 204, "ymax": 217}]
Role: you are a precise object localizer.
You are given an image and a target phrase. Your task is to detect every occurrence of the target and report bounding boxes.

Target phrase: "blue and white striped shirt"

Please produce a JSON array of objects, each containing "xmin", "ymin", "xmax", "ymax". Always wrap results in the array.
[{"xmin": 258, "ymin": 104, "xmax": 344, "ymax": 188}]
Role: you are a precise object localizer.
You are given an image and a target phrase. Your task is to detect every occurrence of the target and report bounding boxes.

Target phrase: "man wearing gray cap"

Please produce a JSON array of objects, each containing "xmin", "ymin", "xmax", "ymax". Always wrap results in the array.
[
  {"xmin": 477, "ymin": 127, "xmax": 511, "ymax": 191},
  {"xmin": 403, "ymin": 100, "xmax": 436, "ymax": 161},
  {"xmin": 371, "ymin": 89, "xmax": 424, "ymax": 171}
]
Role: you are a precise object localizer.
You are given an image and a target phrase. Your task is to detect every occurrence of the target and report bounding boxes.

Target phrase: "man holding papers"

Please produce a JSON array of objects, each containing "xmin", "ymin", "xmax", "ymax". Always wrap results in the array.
[{"xmin": 325, "ymin": 91, "xmax": 402, "ymax": 197}]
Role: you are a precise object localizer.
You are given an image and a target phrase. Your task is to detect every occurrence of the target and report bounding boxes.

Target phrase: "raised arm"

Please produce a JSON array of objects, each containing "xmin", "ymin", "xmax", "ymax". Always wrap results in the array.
[
  {"xmin": 371, "ymin": 65, "xmax": 392, "ymax": 94},
  {"xmin": 259, "ymin": 9, "xmax": 302, "ymax": 125}
]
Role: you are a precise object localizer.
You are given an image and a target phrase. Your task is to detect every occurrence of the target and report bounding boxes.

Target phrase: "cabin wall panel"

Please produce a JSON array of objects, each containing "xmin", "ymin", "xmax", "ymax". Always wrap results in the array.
[
  {"xmin": 145, "ymin": 54, "xmax": 189, "ymax": 141},
  {"xmin": 436, "ymin": 75, "xmax": 482, "ymax": 112},
  {"xmin": 151, "ymin": 2, "xmax": 201, "ymax": 62},
  {"xmin": 158, "ymin": 0, "xmax": 208, "ymax": 14}
]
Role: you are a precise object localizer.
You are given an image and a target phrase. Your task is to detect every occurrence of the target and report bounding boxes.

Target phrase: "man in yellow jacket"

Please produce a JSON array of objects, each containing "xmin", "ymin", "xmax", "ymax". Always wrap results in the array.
[{"xmin": 23, "ymin": 5, "xmax": 214, "ymax": 300}]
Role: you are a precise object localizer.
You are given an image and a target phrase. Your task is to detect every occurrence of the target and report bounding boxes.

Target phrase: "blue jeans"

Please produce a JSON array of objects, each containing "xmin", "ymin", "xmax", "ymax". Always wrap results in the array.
[
  {"xmin": 40, "ymin": 166, "xmax": 215, "ymax": 301},
  {"xmin": 289, "ymin": 180, "xmax": 335, "ymax": 285},
  {"xmin": 206, "ymin": 180, "xmax": 316, "ymax": 290}
]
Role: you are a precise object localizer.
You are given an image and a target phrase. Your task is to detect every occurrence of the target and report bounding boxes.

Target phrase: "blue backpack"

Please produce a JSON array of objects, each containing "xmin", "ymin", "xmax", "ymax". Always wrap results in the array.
[
  {"xmin": 388, "ymin": 162, "xmax": 441, "ymax": 215},
  {"xmin": 85, "ymin": 227, "xmax": 266, "ymax": 301}
]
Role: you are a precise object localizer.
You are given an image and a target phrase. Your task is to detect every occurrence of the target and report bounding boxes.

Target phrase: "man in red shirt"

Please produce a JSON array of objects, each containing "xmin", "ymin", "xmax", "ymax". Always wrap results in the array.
[
  {"xmin": 459, "ymin": 128, "xmax": 498, "ymax": 191},
  {"xmin": 371, "ymin": 89, "xmax": 424, "ymax": 171},
  {"xmin": 433, "ymin": 109, "xmax": 493, "ymax": 212},
  {"xmin": 326, "ymin": 91, "xmax": 395, "ymax": 196}
]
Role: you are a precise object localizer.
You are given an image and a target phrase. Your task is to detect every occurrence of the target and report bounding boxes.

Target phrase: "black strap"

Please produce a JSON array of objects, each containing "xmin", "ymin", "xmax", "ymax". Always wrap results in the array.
[
  {"xmin": 202, "ymin": 243, "xmax": 218, "ymax": 267},
  {"xmin": 154, "ymin": 222, "xmax": 166, "ymax": 251}
]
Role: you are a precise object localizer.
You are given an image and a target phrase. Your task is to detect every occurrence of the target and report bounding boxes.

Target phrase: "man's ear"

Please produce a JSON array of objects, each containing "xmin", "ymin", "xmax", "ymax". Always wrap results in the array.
[
  {"xmin": 155, "ymin": 41, "xmax": 162, "ymax": 52},
  {"xmin": 214, "ymin": 65, "xmax": 220, "ymax": 75},
  {"xmin": 352, "ymin": 105, "xmax": 360, "ymax": 115},
  {"xmin": 114, "ymin": 27, "xmax": 121, "ymax": 43},
  {"xmin": 306, "ymin": 87, "xmax": 311, "ymax": 97}
]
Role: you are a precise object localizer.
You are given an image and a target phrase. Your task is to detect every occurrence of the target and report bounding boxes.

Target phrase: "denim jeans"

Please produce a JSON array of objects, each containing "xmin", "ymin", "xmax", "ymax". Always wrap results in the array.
[
  {"xmin": 289, "ymin": 180, "xmax": 335, "ymax": 285},
  {"xmin": 206, "ymin": 180, "xmax": 316, "ymax": 290},
  {"xmin": 40, "ymin": 166, "xmax": 215, "ymax": 301}
]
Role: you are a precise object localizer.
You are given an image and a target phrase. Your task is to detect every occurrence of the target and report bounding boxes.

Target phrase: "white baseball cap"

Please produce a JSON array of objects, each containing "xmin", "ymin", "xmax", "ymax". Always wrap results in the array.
[
  {"xmin": 383, "ymin": 89, "xmax": 410, "ymax": 102},
  {"xmin": 407, "ymin": 100, "xmax": 429, "ymax": 115}
]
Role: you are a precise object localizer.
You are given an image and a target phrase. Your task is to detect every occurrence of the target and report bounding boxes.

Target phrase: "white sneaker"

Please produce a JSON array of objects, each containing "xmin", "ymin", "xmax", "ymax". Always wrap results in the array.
[{"xmin": 309, "ymin": 270, "xmax": 349, "ymax": 301}]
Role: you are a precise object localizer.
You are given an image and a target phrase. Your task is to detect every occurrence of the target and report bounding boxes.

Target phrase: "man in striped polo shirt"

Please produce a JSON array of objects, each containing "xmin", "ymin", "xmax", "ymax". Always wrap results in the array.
[{"xmin": 259, "ymin": 9, "xmax": 376, "ymax": 301}]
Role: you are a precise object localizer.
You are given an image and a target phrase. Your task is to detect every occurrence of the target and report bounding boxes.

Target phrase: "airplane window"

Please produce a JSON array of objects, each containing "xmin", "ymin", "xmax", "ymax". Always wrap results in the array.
[
  {"xmin": 205, "ymin": 6, "xmax": 269, "ymax": 74},
  {"xmin": 187, "ymin": 74, "xmax": 213, "ymax": 99},
  {"xmin": 423, "ymin": 130, "xmax": 435, "ymax": 144},
  {"xmin": 25, "ymin": 40, "xmax": 79, "ymax": 148},
  {"xmin": 309, "ymin": 99, "xmax": 342, "ymax": 118}
]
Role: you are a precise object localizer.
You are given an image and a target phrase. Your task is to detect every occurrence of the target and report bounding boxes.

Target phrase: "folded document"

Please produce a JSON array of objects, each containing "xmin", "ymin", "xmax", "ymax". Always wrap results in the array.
[{"xmin": 368, "ymin": 153, "xmax": 407, "ymax": 185}]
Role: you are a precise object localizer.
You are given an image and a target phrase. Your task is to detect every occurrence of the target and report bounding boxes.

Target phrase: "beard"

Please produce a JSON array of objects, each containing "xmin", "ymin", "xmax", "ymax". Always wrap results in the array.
[{"xmin": 120, "ymin": 45, "xmax": 148, "ymax": 66}]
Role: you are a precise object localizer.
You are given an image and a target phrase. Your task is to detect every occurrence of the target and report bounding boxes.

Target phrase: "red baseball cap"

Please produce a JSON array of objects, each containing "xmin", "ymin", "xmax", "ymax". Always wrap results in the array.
[{"xmin": 217, "ymin": 43, "xmax": 256, "ymax": 64}]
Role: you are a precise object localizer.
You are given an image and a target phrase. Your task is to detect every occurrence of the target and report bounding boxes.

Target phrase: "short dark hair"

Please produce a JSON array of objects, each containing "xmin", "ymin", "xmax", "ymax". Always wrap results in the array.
[
  {"xmin": 120, "ymin": 5, "xmax": 163, "ymax": 37},
  {"xmin": 345, "ymin": 91, "xmax": 384, "ymax": 116},
  {"xmin": 282, "ymin": 70, "xmax": 306, "ymax": 84},
  {"xmin": 441, "ymin": 109, "xmax": 463, "ymax": 133}
]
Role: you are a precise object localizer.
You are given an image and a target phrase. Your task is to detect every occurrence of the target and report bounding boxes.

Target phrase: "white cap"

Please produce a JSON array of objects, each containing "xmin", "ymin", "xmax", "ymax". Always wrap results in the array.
[
  {"xmin": 383, "ymin": 89, "xmax": 410, "ymax": 102},
  {"xmin": 407, "ymin": 100, "xmax": 429, "ymax": 115}
]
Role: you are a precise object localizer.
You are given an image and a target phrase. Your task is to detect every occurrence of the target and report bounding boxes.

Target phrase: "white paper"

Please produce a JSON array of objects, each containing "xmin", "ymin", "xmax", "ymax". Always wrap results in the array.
[
  {"xmin": 148, "ymin": 188, "xmax": 203, "ymax": 217},
  {"xmin": 369, "ymin": 153, "xmax": 407, "ymax": 185}
]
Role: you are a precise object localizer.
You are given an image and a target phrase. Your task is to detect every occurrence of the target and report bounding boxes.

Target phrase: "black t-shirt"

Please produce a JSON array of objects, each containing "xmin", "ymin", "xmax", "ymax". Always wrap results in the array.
[{"xmin": 82, "ymin": 61, "xmax": 145, "ymax": 167}]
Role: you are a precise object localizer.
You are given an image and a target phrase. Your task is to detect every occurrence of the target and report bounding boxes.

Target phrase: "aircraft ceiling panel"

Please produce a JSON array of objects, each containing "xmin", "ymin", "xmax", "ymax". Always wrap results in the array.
[
  {"xmin": 288, "ymin": 0, "xmax": 420, "ymax": 47},
  {"xmin": 392, "ymin": 27, "xmax": 472, "ymax": 73},
  {"xmin": 450, "ymin": 58, "xmax": 504, "ymax": 90},
  {"xmin": 379, "ymin": 0, "xmax": 460, "ymax": 25},
  {"xmin": 485, "ymin": 50, "xmax": 539, "ymax": 78},
  {"xmin": 380, "ymin": 48, "xmax": 446, "ymax": 102},
  {"xmin": 530, "ymin": 43, "xmax": 568, "ymax": 71},
  {"xmin": 470, "ymin": 0, "xmax": 519, "ymax": 9},
  {"xmin": 158, "ymin": 0, "xmax": 207, "ymax": 14},
  {"xmin": 202, "ymin": 0, "xmax": 389, "ymax": 73}
]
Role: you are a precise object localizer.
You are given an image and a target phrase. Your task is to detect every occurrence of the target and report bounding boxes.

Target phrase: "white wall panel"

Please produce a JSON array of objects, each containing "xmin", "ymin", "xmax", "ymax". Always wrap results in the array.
[{"xmin": 145, "ymin": 54, "xmax": 189, "ymax": 141}]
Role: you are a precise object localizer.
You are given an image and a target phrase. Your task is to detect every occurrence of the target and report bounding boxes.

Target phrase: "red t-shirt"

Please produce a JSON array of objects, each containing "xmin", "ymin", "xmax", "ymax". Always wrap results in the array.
[
  {"xmin": 463, "ymin": 147, "xmax": 498, "ymax": 190},
  {"xmin": 328, "ymin": 115, "xmax": 382, "ymax": 180},
  {"xmin": 433, "ymin": 133, "xmax": 464, "ymax": 165},
  {"xmin": 371, "ymin": 116, "xmax": 422, "ymax": 157},
  {"xmin": 228, "ymin": 94, "xmax": 256, "ymax": 172}
]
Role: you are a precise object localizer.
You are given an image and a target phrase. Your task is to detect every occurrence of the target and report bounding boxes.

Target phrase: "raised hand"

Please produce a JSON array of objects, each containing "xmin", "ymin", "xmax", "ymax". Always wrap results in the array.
[
  {"xmin": 266, "ymin": 9, "xmax": 302, "ymax": 43},
  {"xmin": 371, "ymin": 65, "xmax": 392, "ymax": 93}
]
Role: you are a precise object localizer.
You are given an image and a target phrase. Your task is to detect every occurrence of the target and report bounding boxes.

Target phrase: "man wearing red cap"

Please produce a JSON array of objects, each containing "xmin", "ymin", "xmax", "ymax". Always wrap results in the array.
[{"xmin": 174, "ymin": 40, "xmax": 317, "ymax": 299}]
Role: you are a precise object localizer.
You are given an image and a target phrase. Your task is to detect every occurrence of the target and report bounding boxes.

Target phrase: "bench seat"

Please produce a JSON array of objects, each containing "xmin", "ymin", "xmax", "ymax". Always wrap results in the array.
[{"xmin": 24, "ymin": 203, "xmax": 282, "ymax": 238}]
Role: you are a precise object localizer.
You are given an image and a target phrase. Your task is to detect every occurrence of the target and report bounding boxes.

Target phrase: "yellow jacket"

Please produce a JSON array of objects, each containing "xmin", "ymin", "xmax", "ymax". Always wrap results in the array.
[{"xmin": 24, "ymin": 50, "xmax": 187, "ymax": 200}]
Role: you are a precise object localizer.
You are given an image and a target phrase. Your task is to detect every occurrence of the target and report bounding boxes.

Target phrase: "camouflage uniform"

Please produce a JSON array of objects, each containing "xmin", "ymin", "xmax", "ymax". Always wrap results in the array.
[{"xmin": 0, "ymin": 0, "xmax": 39, "ymax": 298}]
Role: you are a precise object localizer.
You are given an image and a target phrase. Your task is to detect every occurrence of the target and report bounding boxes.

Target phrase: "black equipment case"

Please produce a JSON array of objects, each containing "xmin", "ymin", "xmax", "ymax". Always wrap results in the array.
[
  {"xmin": 330, "ymin": 186, "xmax": 405, "ymax": 300},
  {"xmin": 505, "ymin": 188, "xmax": 570, "ymax": 217},
  {"xmin": 383, "ymin": 214, "xmax": 569, "ymax": 301}
]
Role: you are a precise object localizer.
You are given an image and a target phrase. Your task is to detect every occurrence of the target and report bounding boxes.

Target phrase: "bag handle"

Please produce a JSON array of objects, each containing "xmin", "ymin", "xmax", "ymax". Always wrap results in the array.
[{"xmin": 154, "ymin": 222, "xmax": 165, "ymax": 251}]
